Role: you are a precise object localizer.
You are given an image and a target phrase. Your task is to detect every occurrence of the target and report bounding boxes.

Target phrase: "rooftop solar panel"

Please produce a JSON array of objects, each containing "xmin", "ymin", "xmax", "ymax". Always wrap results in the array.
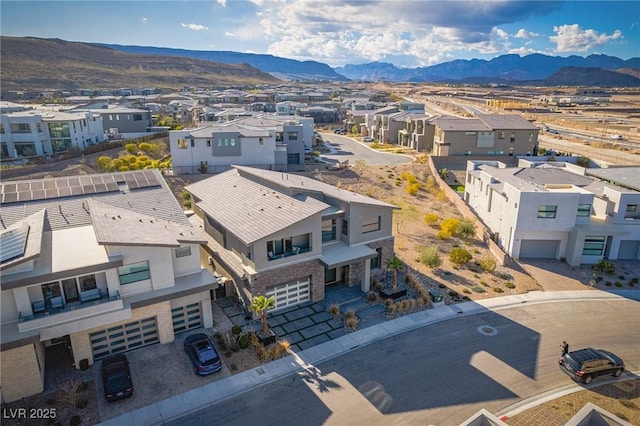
[
  {"xmin": 43, "ymin": 180, "xmax": 56, "ymax": 189},
  {"xmin": 95, "ymin": 183, "xmax": 107, "ymax": 193},
  {"xmin": 58, "ymin": 187, "xmax": 72, "ymax": 197},
  {"xmin": 105, "ymin": 182, "xmax": 119, "ymax": 192},
  {"xmin": 68, "ymin": 177, "xmax": 80, "ymax": 186},
  {"xmin": 70, "ymin": 186, "xmax": 83, "ymax": 196},
  {"xmin": 17, "ymin": 183, "xmax": 30, "ymax": 191},
  {"xmin": 3, "ymin": 183, "xmax": 17, "ymax": 193},
  {"xmin": 30, "ymin": 181, "xmax": 44, "ymax": 190},
  {"xmin": 3, "ymin": 192, "xmax": 17, "ymax": 203},
  {"xmin": 0, "ymin": 224, "xmax": 30, "ymax": 264},
  {"xmin": 31, "ymin": 189, "xmax": 46, "ymax": 201},
  {"xmin": 44, "ymin": 189, "xmax": 58, "ymax": 199},
  {"xmin": 18, "ymin": 191, "xmax": 32, "ymax": 202}
]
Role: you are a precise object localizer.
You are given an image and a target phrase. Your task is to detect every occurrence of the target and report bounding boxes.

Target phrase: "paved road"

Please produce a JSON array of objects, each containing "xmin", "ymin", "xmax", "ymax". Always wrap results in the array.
[
  {"xmin": 321, "ymin": 134, "xmax": 412, "ymax": 166},
  {"xmin": 168, "ymin": 298, "xmax": 640, "ymax": 426},
  {"xmin": 539, "ymin": 135, "xmax": 640, "ymax": 165}
]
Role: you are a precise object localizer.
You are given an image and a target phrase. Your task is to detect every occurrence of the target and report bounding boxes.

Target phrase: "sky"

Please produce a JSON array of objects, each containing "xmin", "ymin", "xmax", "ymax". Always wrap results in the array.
[{"xmin": 1, "ymin": 1, "xmax": 638, "ymax": 68}]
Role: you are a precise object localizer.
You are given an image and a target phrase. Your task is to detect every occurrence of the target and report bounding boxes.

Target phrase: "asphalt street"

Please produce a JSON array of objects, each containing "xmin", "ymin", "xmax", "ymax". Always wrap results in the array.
[
  {"xmin": 166, "ymin": 297, "xmax": 640, "ymax": 426},
  {"xmin": 320, "ymin": 133, "xmax": 412, "ymax": 166}
]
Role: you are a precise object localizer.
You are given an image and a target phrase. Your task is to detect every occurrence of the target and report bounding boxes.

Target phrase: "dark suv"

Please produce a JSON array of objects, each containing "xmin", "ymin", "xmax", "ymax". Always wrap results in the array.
[
  {"xmin": 559, "ymin": 348, "xmax": 624, "ymax": 384},
  {"xmin": 184, "ymin": 333, "xmax": 222, "ymax": 376},
  {"xmin": 101, "ymin": 354, "xmax": 133, "ymax": 401}
]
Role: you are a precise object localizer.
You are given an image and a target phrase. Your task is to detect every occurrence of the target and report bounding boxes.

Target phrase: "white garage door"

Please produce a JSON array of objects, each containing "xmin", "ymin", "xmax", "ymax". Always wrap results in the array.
[
  {"xmin": 618, "ymin": 241, "xmax": 640, "ymax": 260},
  {"xmin": 172, "ymin": 302, "xmax": 202, "ymax": 334},
  {"xmin": 90, "ymin": 317, "xmax": 158, "ymax": 360},
  {"xmin": 266, "ymin": 279, "xmax": 310, "ymax": 310},
  {"xmin": 519, "ymin": 240, "xmax": 560, "ymax": 259}
]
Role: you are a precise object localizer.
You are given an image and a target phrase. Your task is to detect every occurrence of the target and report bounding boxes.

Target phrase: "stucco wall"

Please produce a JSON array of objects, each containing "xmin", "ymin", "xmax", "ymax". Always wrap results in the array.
[{"xmin": 1, "ymin": 342, "xmax": 45, "ymax": 402}]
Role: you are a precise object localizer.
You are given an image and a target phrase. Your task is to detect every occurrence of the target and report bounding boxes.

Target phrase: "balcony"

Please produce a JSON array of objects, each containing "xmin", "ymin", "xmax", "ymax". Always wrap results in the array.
[
  {"xmin": 18, "ymin": 291, "xmax": 124, "ymax": 333},
  {"xmin": 267, "ymin": 246, "xmax": 311, "ymax": 261}
]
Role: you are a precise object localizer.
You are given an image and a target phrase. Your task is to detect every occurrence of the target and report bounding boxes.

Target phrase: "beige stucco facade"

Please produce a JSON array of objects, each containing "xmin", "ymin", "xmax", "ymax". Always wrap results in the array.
[{"xmin": 1, "ymin": 342, "xmax": 45, "ymax": 403}]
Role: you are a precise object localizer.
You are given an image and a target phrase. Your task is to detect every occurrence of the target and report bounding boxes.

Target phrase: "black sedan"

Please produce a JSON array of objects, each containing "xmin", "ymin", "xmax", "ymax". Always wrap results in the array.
[
  {"xmin": 101, "ymin": 354, "xmax": 133, "ymax": 401},
  {"xmin": 184, "ymin": 333, "xmax": 222, "ymax": 376}
]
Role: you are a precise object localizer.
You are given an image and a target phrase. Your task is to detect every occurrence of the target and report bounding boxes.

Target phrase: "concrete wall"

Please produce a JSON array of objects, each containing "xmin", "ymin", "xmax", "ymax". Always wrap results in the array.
[{"xmin": 0, "ymin": 342, "xmax": 45, "ymax": 402}]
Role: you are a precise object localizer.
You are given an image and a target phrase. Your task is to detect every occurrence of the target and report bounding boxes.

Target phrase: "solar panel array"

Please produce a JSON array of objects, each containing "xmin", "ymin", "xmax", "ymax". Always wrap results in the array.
[
  {"xmin": 0, "ymin": 170, "xmax": 162, "ymax": 204},
  {"xmin": 0, "ymin": 223, "xmax": 30, "ymax": 264}
]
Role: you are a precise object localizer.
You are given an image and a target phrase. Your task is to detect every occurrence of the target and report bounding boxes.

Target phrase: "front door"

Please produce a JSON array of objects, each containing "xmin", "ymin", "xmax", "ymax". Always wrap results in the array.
[{"xmin": 62, "ymin": 278, "xmax": 80, "ymax": 303}]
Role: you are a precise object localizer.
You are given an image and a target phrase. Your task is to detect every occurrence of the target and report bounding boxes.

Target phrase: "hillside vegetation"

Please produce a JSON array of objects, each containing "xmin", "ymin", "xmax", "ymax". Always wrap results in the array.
[{"xmin": 0, "ymin": 37, "xmax": 281, "ymax": 92}]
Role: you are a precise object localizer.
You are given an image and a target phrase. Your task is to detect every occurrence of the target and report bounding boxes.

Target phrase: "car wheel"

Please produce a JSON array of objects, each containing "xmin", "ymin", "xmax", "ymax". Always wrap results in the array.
[
  {"xmin": 613, "ymin": 369, "xmax": 623, "ymax": 377},
  {"xmin": 583, "ymin": 375, "xmax": 593, "ymax": 384}
]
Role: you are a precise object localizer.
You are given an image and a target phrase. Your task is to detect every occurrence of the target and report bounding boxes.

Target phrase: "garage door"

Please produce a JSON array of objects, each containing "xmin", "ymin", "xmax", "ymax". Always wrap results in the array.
[
  {"xmin": 172, "ymin": 302, "xmax": 202, "ymax": 334},
  {"xmin": 90, "ymin": 317, "xmax": 158, "ymax": 360},
  {"xmin": 519, "ymin": 240, "xmax": 560, "ymax": 259},
  {"xmin": 266, "ymin": 279, "xmax": 310, "ymax": 310},
  {"xmin": 618, "ymin": 241, "xmax": 640, "ymax": 260}
]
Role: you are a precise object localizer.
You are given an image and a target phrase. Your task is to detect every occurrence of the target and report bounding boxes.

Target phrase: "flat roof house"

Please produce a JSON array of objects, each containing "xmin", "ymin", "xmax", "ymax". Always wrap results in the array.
[
  {"xmin": 432, "ymin": 114, "xmax": 539, "ymax": 157},
  {"xmin": 186, "ymin": 166, "xmax": 398, "ymax": 311},
  {"xmin": 465, "ymin": 160, "xmax": 640, "ymax": 266},
  {"xmin": 0, "ymin": 170, "xmax": 218, "ymax": 402}
]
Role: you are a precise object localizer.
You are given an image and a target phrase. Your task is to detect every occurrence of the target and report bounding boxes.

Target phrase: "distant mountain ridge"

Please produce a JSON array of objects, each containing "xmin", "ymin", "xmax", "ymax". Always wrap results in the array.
[
  {"xmin": 0, "ymin": 37, "xmax": 280, "ymax": 92},
  {"xmin": 101, "ymin": 44, "xmax": 350, "ymax": 82},
  {"xmin": 335, "ymin": 53, "xmax": 640, "ymax": 85}
]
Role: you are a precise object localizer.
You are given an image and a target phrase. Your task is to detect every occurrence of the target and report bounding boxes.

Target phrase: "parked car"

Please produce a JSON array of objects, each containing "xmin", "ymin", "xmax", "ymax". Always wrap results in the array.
[
  {"xmin": 559, "ymin": 347, "xmax": 624, "ymax": 384},
  {"xmin": 184, "ymin": 333, "xmax": 222, "ymax": 376},
  {"xmin": 362, "ymin": 136, "xmax": 374, "ymax": 142},
  {"xmin": 610, "ymin": 134, "xmax": 623, "ymax": 140},
  {"xmin": 101, "ymin": 354, "xmax": 133, "ymax": 402}
]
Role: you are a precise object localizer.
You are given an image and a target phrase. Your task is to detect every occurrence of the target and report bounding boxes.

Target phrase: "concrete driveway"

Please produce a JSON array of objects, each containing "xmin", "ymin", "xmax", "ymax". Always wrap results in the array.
[
  {"xmin": 95, "ymin": 329, "xmax": 231, "ymax": 422},
  {"xmin": 321, "ymin": 134, "xmax": 412, "ymax": 166}
]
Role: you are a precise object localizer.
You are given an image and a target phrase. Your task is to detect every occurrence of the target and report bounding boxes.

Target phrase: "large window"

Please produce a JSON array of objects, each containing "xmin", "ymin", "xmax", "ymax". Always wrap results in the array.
[
  {"xmin": 10, "ymin": 123, "xmax": 31, "ymax": 133},
  {"xmin": 287, "ymin": 132, "xmax": 298, "ymax": 140},
  {"xmin": 48, "ymin": 122, "xmax": 70, "ymax": 138},
  {"xmin": 118, "ymin": 261, "xmax": 150, "ymax": 285},
  {"xmin": 577, "ymin": 204, "xmax": 592, "ymax": 217},
  {"xmin": 370, "ymin": 248, "xmax": 382, "ymax": 270},
  {"xmin": 287, "ymin": 153, "xmax": 300, "ymax": 164},
  {"xmin": 322, "ymin": 219, "xmax": 336, "ymax": 242},
  {"xmin": 582, "ymin": 236, "xmax": 605, "ymax": 256},
  {"xmin": 537, "ymin": 205, "xmax": 557, "ymax": 219},
  {"xmin": 342, "ymin": 219, "xmax": 348, "ymax": 236},
  {"xmin": 175, "ymin": 247, "xmax": 191, "ymax": 258},
  {"xmin": 361, "ymin": 216, "xmax": 381, "ymax": 233}
]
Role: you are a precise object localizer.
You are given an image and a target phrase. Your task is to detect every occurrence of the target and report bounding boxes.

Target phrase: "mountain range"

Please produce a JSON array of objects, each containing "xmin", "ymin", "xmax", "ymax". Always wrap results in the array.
[{"xmin": 2, "ymin": 37, "xmax": 640, "ymax": 93}]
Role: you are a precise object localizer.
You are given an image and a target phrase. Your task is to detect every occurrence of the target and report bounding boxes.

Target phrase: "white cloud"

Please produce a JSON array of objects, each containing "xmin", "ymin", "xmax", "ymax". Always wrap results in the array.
[
  {"xmin": 514, "ymin": 28, "xmax": 539, "ymax": 39},
  {"xmin": 549, "ymin": 24, "xmax": 622, "ymax": 53},
  {"xmin": 141, "ymin": 17, "xmax": 148, "ymax": 24},
  {"xmin": 217, "ymin": 0, "xmax": 227, "ymax": 7},
  {"xmin": 180, "ymin": 23, "xmax": 209, "ymax": 32}
]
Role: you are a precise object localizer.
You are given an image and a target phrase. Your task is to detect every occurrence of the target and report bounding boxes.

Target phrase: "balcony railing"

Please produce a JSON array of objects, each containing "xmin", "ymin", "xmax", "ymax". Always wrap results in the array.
[
  {"xmin": 267, "ymin": 247, "xmax": 311, "ymax": 261},
  {"xmin": 19, "ymin": 290, "xmax": 121, "ymax": 324}
]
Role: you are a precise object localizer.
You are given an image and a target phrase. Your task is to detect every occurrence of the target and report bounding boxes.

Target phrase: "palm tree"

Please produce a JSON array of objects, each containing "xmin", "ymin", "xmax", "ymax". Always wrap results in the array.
[
  {"xmin": 250, "ymin": 294, "xmax": 275, "ymax": 335},
  {"xmin": 385, "ymin": 256, "xmax": 404, "ymax": 290}
]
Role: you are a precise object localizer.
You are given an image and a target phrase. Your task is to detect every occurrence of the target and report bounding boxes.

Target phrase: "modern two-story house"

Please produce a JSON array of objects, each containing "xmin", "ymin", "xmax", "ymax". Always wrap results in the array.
[
  {"xmin": 0, "ymin": 169, "xmax": 218, "ymax": 402},
  {"xmin": 432, "ymin": 114, "xmax": 539, "ymax": 156},
  {"xmin": 186, "ymin": 166, "xmax": 398, "ymax": 311},
  {"xmin": 465, "ymin": 160, "xmax": 640, "ymax": 265}
]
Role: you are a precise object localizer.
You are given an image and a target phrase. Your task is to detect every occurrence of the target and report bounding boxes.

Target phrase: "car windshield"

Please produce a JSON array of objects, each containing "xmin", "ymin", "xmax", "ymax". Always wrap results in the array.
[{"xmin": 106, "ymin": 371, "xmax": 130, "ymax": 390}]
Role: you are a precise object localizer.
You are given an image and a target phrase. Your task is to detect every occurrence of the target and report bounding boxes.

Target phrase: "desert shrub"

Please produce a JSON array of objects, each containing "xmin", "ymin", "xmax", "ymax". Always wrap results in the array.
[
  {"xmin": 399, "ymin": 171, "xmax": 417, "ymax": 184},
  {"xmin": 266, "ymin": 345, "xmax": 280, "ymax": 360},
  {"xmin": 394, "ymin": 178, "xmax": 402, "ymax": 186},
  {"xmin": 367, "ymin": 292, "xmax": 378, "ymax": 303},
  {"xmin": 436, "ymin": 190, "xmax": 448, "ymax": 201},
  {"xmin": 344, "ymin": 309, "xmax": 356, "ymax": 321},
  {"xmin": 505, "ymin": 282, "xmax": 516, "ymax": 289},
  {"xmin": 424, "ymin": 212, "xmax": 440, "ymax": 225},
  {"xmin": 327, "ymin": 304, "xmax": 340, "ymax": 317},
  {"xmin": 232, "ymin": 325, "xmax": 242, "ymax": 335},
  {"xmin": 479, "ymin": 257, "xmax": 497, "ymax": 272},
  {"xmin": 279, "ymin": 340, "xmax": 291, "ymax": 353},
  {"xmin": 440, "ymin": 217, "xmax": 460, "ymax": 235},
  {"xmin": 462, "ymin": 289, "xmax": 471, "ymax": 294},
  {"xmin": 472, "ymin": 286, "xmax": 486, "ymax": 293},
  {"xmin": 592, "ymin": 259, "xmax": 615, "ymax": 274},
  {"xmin": 419, "ymin": 244, "xmax": 442, "ymax": 268},
  {"xmin": 238, "ymin": 334, "xmax": 249, "ymax": 349},
  {"xmin": 345, "ymin": 315, "xmax": 359, "ymax": 331},
  {"xmin": 437, "ymin": 229, "xmax": 452, "ymax": 240},
  {"xmin": 457, "ymin": 218, "xmax": 476, "ymax": 239},
  {"xmin": 124, "ymin": 143, "xmax": 137, "ymax": 153},
  {"xmin": 138, "ymin": 142, "xmax": 153, "ymax": 152},
  {"xmin": 418, "ymin": 294, "xmax": 431, "ymax": 306},
  {"xmin": 615, "ymin": 282, "xmax": 622, "ymax": 287},
  {"xmin": 96, "ymin": 156, "xmax": 113, "ymax": 172},
  {"xmin": 57, "ymin": 378, "xmax": 85, "ymax": 407},
  {"xmin": 493, "ymin": 287, "xmax": 504, "ymax": 293},
  {"xmin": 406, "ymin": 183, "xmax": 421, "ymax": 196},
  {"xmin": 449, "ymin": 248, "xmax": 472, "ymax": 266}
]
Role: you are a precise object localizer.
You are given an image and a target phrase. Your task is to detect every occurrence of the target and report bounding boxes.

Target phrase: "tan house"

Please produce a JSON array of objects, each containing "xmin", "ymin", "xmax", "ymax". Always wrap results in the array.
[{"xmin": 186, "ymin": 166, "xmax": 398, "ymax": 311}]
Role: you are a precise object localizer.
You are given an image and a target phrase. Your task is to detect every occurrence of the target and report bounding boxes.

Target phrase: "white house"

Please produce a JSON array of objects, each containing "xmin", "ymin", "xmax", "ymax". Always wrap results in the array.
[
  {"xmin": 0, "ymin": 169, "xmax": 218, "ymax": 402},
  {"xmin": 465, "ymin": 160, "xmax": 640, "ymax": 266}
]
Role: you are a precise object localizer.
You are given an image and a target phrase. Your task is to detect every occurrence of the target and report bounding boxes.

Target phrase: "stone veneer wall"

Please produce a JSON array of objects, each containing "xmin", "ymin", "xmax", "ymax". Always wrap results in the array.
[
  {"xmin": 369, "ymin": 238, "xmax": 396, "ymax": 282},
  {"xmin": 69, "ymin": 301, "xmax": 174, "ymax": 368},
  {"xmin": 1, "ymin": 342, "xmax": 45, "ymax": 402},
  {"xmin": 249, "ymin": 259, "xmax": 325, "ymax": 302}
]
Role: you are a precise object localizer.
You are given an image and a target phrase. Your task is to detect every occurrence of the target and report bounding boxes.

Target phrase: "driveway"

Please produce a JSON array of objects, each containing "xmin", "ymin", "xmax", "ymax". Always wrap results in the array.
[{"xmin": 321, "ymin": 134, "xmax": 412, "ymax": 166}]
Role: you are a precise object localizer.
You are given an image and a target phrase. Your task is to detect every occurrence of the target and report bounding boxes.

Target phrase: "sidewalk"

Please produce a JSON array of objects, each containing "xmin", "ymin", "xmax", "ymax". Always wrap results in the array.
[{"xmin": 99, "ymin": 290, "xmax": 635, "ymax": 426}]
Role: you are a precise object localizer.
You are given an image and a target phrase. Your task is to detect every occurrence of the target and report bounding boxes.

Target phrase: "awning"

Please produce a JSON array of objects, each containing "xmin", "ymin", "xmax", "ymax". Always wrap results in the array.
[{"xmin": 320, "ymin": 242, "xmax": 377, "ymax": 269}]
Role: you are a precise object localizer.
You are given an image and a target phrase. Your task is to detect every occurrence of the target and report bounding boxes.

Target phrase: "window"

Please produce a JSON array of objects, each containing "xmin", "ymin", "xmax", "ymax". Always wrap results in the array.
[
  {"xmin": 177, "ymin": 138, "xmax": 188, "ymax": 149},
  {"xmin": 259, "ymin": 138, "xmax": 264, "ymax": 145},
  {"xmin": 11, "ymin": 123, "xmax": 31, "ymax": 133},
  {"xmin": 537, "ymin": 205, "xmax": 557, "ymax": 219},
  {"xmin": 207, "ymin": 139, "xmax": 211, "ymax": 147},
  {"xmin": 267, "ymin": 238, "xmax": 292, "ymax": 259},
  {"xmin": 322, "ymin": 219, "xmax": 336, "ymax": 242},
  {"xmin": 342, "ymin": 219, "xmax": 348, "ymax": 236},
  {"xmin": 324, "ymin": 268, "xmax": 337, "ymax": 283},
  {"xmin": 362, "ymin": 216, "xmax": 381, "ymax": 233},
  {"xmin": 288, "ymin": 132, "xmax": 298, "ymax": 140},
  {"xmin": 118, "ymin": 261, "xmax": 150, "ymax": 285},
  {"xmin": 230, "ymin": 138, "xmax": 236, "ymax": 147},
  {"xmin": 510, "ymin": 132, "xmax": 515, "ymax": 143},
  {"xmin": 80, "ymin": 275, "xmax": 97, "ymax": 291},
  {"xmin": 175, "ymin": 247, "xmax": 191, "ymax": 258},
  {"xmin": 275, "ymin": 132, "xmax": 283, "ymax": 142},
  {"xmin": 529, "ymin": 132, "xmax": 534, "ymax": 143},
  {"xmin": 287, "ymin": 153, "xmax": 300, "ymax": 164},
  {"xmin": 190, "ymin": 139, "xmax": 195, "ymax": 147},
  {"xmin": 370, "ymin": 248, "xmax": 382, "ymax": 270},
  {"xmin": 626, "ymin": 204, "xmax": 637, "ymax": 213},
  {"xmin": 577, "ymin": 204, "xmax": 592, "ymax": 217},
  {"xmin": 133, "ymin": 114, "xmax": 143, "ymax": 121},
  {"xmin": 582, "ymin": 236, "xmax": 605, "ymax": 256},
  {"xmin": 499, "ymin": 131, "xmax": 505, "ymax": 139}
]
